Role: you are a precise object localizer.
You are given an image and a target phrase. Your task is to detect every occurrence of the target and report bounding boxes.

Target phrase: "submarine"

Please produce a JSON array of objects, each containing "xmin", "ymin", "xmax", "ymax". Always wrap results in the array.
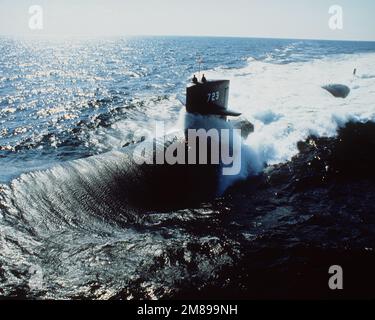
[
  {"xmin": 125, "ymin": 74, "xmax": 250, "ymax": 209},
  {"xmin": 6, "ymin": 76, "xmax": 253, "ymax": 218}
]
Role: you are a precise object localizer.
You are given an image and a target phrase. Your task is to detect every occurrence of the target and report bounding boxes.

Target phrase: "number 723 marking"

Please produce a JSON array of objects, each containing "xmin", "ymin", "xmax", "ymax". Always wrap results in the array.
[{"xmin": 207, "ymin": 91, "xmax": 220, "ymax": 103}]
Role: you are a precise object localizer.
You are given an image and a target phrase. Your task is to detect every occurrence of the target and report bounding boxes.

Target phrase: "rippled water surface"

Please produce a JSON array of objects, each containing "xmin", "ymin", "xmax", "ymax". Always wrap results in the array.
[{"xmin": 1, "ymin": 36, "xmax": 375, "ymax": 299}]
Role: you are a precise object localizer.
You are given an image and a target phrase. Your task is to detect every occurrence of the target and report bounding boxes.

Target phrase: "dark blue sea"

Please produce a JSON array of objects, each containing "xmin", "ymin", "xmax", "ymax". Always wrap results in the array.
[{"xmin": 1, "ymin": 36, "xmax": 375, "ymax": 299}]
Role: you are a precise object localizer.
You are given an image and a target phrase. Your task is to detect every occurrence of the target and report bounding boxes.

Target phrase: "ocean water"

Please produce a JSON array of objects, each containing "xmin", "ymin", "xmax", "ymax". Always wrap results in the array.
[
  {"xmin": 1, "ymin": 36, "xmax": 375, "ymax": 182},
  {"xmin": 1, "ymin": 36, "xmax": 375, "ymax": 299}
]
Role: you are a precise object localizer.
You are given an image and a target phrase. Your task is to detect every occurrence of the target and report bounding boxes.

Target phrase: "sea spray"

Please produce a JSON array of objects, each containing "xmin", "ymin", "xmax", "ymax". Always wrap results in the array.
[{"xmin": 184, "ymin": 113, "xmax": 264, "ymax": 194}]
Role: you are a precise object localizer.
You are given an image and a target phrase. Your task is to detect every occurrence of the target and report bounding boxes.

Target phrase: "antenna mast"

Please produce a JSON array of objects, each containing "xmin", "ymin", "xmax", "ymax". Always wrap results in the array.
[{"xmin": 197, "ymin": 56, "xmax": 203, "ymax": 78}]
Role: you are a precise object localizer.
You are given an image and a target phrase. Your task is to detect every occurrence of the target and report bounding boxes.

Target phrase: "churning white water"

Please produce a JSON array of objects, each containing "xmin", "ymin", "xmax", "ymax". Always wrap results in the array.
[{"xmin": 203, "ymin": 53, "xmax": 375, "ymax": 167}]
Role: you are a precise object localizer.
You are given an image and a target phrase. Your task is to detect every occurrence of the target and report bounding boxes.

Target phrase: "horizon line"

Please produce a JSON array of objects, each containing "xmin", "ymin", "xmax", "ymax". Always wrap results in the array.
[{"xmin": 0, "ymin": 33, "xmax": 375, "ymax": 43}]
